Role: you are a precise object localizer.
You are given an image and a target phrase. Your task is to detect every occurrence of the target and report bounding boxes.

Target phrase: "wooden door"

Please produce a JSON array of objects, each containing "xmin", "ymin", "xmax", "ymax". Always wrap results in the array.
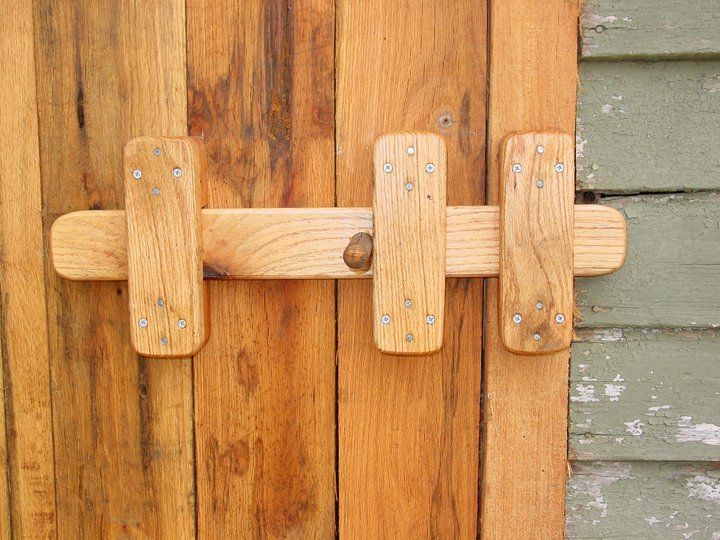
[{"xmin": 0, "ymin": 0, "xmax": 577, "ymax": 538}]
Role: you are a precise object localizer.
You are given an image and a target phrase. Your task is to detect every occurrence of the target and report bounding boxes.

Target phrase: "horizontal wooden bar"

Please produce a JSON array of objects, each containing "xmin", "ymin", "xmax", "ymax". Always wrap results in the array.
[{"xmin": 50, "ymin": 205, "xmax": 625, "ymax": 281}]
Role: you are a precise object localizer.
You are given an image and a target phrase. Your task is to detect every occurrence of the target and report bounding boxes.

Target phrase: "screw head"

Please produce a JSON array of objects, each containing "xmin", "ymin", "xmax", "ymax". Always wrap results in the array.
[
  {"xmin": 513, "ymin": 313, "xmax": 522, "ymax": 324},
  {"xmin": 405, "ymin": 182, "xmax": 414, "ymax": 191},
  {"xmin": 153, "ymin": 148, "xmax": 162, "ymax": 156},
  {"xmin": 404, "ymin": 299, "xmax": 413, "ymax": 308},
  {"xmin": 536, "ymin": 301, "xmax": 544, "ymax": 310},
  {"xmin": 151, "ymin": 187, "xmax": 160, "ymax": 196},
  {"xmin": 138, "ymin": 318, "xmax": 148, "ymax": 328},
  {"xmin": 512, "ymin": 163, "xmax": 522, "ymax": 173},
  {"xmin": 425, "ymin": 163, "xmax": 435, "ymax": 173},
  {"xmin": 157, "ymin": 298, "xmax": 165, "ymax": 308},
  {"xmin": 537, "ymin": 145, "xmax": 545, "ymax": 154},
  {"xmin": 536, "ymin": 179, "xmax": 544, "ymax": 188},
  {"xmin": 173, "ymin": 167, "xmax": 183, "ymax": 177},
  {"xmin": 132, "ymin": 169, "xmax": 142, "ymax": 179},
  {"xmin": 160, "ymin": 337, "xmax": 168, "ymax": 345},
  {"xmin": 426, "ymin": 315, "xmax": 436, "ymax": 325},
  {"xmin": 178, "ymin": 319, "xmax": 187, "ymax": 329},
  {"xmin": 407, "ymin": 146, "xmax": 415, "ymax": 155},
  {"xmin": 555, "ymin": 313, "xmax": 566, "ymax": 324},
  {"xmin": 405, "ymin": 333, "xmax": 414, "ymax": 343},
  {"xmin": 381, "ymin": 314, "xmax": 391, "ymax": 325},
  {"xmin": 533, "ymin": 333, "xmax": 542, "ymax": 341},
  {"xmin": 555, "ymin": 163, "xmax": 565, "ymax": 173},
  {"xmin": 383, "ymin": 163, "xmax": 393, "ymax": 173}
]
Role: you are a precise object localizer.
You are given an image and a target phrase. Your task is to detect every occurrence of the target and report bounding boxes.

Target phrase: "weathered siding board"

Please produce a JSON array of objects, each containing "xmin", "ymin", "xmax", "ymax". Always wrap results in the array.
[
  {"xmin": 570, "ymin": 329, "xmax": 720, "ymax": 462},
  {"xmin": 577, "ymin": 61, "xmax": 720, "ymax": 192},
  {"xmin": 576, "ymin": 193, "xmax": 720, "ymax": 328},
  {"xmin": 581, "ymin": 0, "xmax": 720, "ymax": 60},
  {"xmin": 567, "ymin": 461, "xmax": 720, "ymax": 538}
]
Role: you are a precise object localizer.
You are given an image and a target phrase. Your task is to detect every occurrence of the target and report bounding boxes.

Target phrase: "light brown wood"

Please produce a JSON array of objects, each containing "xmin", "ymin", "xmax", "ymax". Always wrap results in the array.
[
  {"xmin": 0, "ymin": 357, "xmax": 9, "ymax": 540},
  {"xmin": 188, "ymin": 0, "xmax": 336, "ymax": 535},
  {"xmin": 124, "ymin": 136, "xmax": 208, "ymax": 357},
  {"xmin": 337, "ymin": 0, "xmax": 486, "ymax": 536},
  {"xmin": 0, "ymin": 1, "xmax": 56, "ymax": 536},
  {"xmin": 482, "ymin": 0, "xmax": 580, "ymax": 537},
  {"xmin": 33, "ymin": 1, "xmax": 195, "ymax": 536},
  {"xmin": 500, "ymin": 132, "xmax": 575, "ymax": 354},
  {"xmin": 373, "ymin": 132, "xmax": 447, "ymax": 354},
  {"xmin": 51, "ymin": 205, "xmax": 625, "ymax": 280}
]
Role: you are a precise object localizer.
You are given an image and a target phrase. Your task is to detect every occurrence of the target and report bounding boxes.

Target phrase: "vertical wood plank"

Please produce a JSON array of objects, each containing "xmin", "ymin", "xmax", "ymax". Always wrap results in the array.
[
  {"xmin": 336, "ymin": 1, "xmax": 486, "ymax": 536},
  {"xmin": 0, "ymin": 361, "xmax": 9, "ymax": 539},
  {"xmin": 187, "ymin": 0, "xmax": 336, "ymax": 536},
  {"xmin": 481, "ymin": 0, "xmax": 579, "ymax": 537},
  {"xmin": 33, "ymin": 1, "xmax": 194, "ymax": 536},
  {"xmin": 0, "ymin": 1, "xmax": 56, "ymax": 536}
]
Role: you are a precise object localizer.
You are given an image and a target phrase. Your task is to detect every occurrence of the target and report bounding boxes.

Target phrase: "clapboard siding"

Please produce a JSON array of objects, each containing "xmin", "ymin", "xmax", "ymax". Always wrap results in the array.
[
  {"xmin": 581, "ymin": 0, "xmax": 720, "ymax": 60},
  {"xmin": 576, "ymin": 193, "xmax": 720, "ymax": 328},
  {"xmin": 570, "ymin": 329, "xmax": 720, "ymax": 462},
  {"xmin": 567, "ymin": 461, "xmax": 720, "ymax": 538},
  {"xmin": 577, "ymin": 61, "xmax": 720, "ymax": 193}
]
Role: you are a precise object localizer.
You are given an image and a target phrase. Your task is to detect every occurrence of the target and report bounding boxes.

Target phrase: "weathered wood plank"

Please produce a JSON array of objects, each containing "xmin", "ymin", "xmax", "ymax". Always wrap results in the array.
[
  {"xmin": 567, "ymin": 461, "xmax": 720, "ymax": 538},
  {"xmin": 570, "ymin": 329, "xmax": 720, "ymax": 462},
  {"xmin": 0, "ymin": 339, "xmax": 10, "ymax": 539},
  {"xmin": 577, "ymin": 61, "xmax": 720, "ymax": 192},
  {"xmin": 0, "ymin": 1, "xmax": 56, "ymax": 536},
  {"xmin": 34, "ymin": 1, "xmax": 195, "ymax": 536},
  {"xmin": 337, "ymin": 0, "xmax": 485, "ymax": 536},
  {"xmin": 482, "ymin": 0, "xmax": 578, "ymax": 537},
  {"xmin": 577, "ymin": 193, "xmax": 720, "ymax": 328},
  {"xmin": 581, "ymin": 0, "xmax": 720, "ymax": 60},
  {"xmin": 188, "ymin": 0, "xmax": 336, "ymax": 536}
]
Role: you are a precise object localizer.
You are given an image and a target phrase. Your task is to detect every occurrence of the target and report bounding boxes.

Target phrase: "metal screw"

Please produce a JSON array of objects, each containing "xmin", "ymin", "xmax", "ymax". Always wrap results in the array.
[
  {"xmin": 537, "ymin": 145, "xmax": 545, "ymax": 154},
  {"xmin": 157, "ymin": 298, "xmax": 165, "ymax": 308},
  {"xmin": 173, "ymin": 167, "xmax": 182, "ymax": 177},
  {"xmin": 178, "ymin": 319, "xmax": 187, "ymax": 329},
  {"xmin": 426, "ymin": 315, "xmax": 436, "ymax": 325},
  {"xmin": 153, "ymin": 148, "xmax": 162, "ymax": 156},
  {"xmin": 132, "ymin": 169, "xmax": 142, "ymax": 179},
  {"xmin": 536, "ymin": 301, "xmax": 544, "ymax": 310},
  {"xmin": 513, "ymin": 313, "xmax": 522, "ymax": 324},
  {"xmin": 152, "ymin": 188, "xmax": 160, "ymax": 196},
  {"xmin": 405, "ymin": 333, "xmax": 414, "ymax": 343},
  {"xmin": 512, "ymin": 163, "xmax": 522, "ymax": 173},
  {"xmin": 383, "ymin": 163, "xmax": 393, "ymax": 173},
  {"xmin": 160, "ymin": 337, "xmax": 168, "ymax": 345},
  {"xmin": 405, "ymin": 182, "xmax": 414, "ymax": 191},
  {"xmin": 404, "ymin": 299, "xmax": 413, "ymax": 308},
  {"xmin": 407, "ymin": 146, "xmax": 415, "ymax": 155},
  {"xmin": 425, "ymin": 163, "xmax": 435, "ymax": 173},
  {"xmin": 536, "ymin": 180, "xmax": 544, "ymax": 188},
  {"xmin": 556, "ymin": 313, "xmax": 566, "ymax": 324},
  {"xmin": 533, "ymin": 333, "xmax": 542, "ymax": 341},
  {"xmin": 555, "ymin": 163, "xmax": 565, "ymax": 173},
  {"xmin": 138, "ymin": 318, "xmax": 148, "ymax": 328},
  {"xmin": 381, "ymin": 314, "xmax": 391, "ymax": 325}
]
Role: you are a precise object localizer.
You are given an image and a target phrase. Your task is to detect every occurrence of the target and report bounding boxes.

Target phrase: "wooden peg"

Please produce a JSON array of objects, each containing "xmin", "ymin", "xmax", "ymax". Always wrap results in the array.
[
  {"xmin": 372, "ymin": 132, "xmax": 447, "ymax": 355},
  {"xmin": 499, "ymin": 132, "xmax": 574, "ymax": 354},
  {"xmin": 124, "ymin": 136, "xmax": 209, "ymax": 358},
  {"xmin": 343, "ymin": 232, "xmax": 373, "ymax": 270}
]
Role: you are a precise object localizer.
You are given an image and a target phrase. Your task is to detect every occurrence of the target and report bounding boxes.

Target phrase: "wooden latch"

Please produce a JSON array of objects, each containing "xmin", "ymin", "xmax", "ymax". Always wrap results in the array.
[{"xmin": 50, "ymin": 132, "xmax": 626, "ymax": 358}]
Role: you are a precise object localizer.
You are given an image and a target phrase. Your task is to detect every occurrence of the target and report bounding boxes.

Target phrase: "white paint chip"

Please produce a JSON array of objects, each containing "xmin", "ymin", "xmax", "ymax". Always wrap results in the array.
[
  {"xmin": 624, "ymin": 419, "xmax": 644, "ymax": 436},
  {"xmin": 572, "ymin": 384, "xmax": 600, "ymax": 403},
  {"xmin": 687, "ymin": 475, "xmax": 720, "ymax": 503},
  {"xmin": 677, "ymin": 416, "xmax": 720, "ymax": 446}
]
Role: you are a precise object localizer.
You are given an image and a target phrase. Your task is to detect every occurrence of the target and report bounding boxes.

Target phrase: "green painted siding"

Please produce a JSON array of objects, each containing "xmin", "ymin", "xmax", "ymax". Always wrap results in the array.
[
  {"xmin": 567, "ymin": 461, "xmax": 720, "ymax": 538},
  {"xmin": 581, "ymin": 0, "xmax": 720, "ymax": 60},
  {"xmin": 570, "ymin": 329, "xmax": 720, "ymax": 462},
  {"xmin": 577, "ymin": 61, "xmax": 720, "ymax": 193}
]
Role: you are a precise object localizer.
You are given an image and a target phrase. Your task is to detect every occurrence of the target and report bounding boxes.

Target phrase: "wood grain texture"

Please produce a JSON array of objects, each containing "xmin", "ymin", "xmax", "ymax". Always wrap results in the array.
[
  {"xmin": 51, "ymin": 205, "xmax": 625, "ymax": 280},
  {"xmin": 482, "ymin": 0, "xmax": 579, "ymax": 537},
  {"xmin": 33, "ymin": 1, "xmax": 195, "ymax": 536},
  {"xmin": 577, "ymin": 61, "xmax": 720, "ymax": 193},
  {"xmin": 500, "ymin": 133, "xmax": 575, "ymax": 354},
  {"xmin": 581, "ymin": 0, "xmax": 720, "ymax": 59},
  {"xmin": 125, "ymin": 137, "xmax": 208, "ymax": 357},
  {"xmin": 187, "ymin": 0, "xmax": 336, "ymax": 536},
  {"xmin": 337, "ymin": 0, "xmax": 486, "ymax": 536},
  {"xmin": 0, "ymin": 1, "xmax": 56, "ymax": 536},
  {"xmin": 373, "ymin": 133, "xmax": 446, "ymax": 354},
  {"xmin": 0, "ymin": 361, "xmax": 9, "ymax": 539},
  {"xmin": 571, "ymin": 329, "xmax": 720, "ymax": 462}
]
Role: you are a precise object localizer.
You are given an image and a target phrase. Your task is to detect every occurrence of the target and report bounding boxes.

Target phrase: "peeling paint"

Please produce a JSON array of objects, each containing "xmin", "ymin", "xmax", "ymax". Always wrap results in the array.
[
  {"xmin": 624, "ymin": 419, "xmax": 644, "ymax": 436},
  {"xmin": 572, "ymin": 384, "xmax": 599, "ymax": 403},
  {"xmin": 677, "ymin": 416, "xmax": 720, "ymax": 446},
  {"xmin": 686, "ymin": 475, "xmax": 720, "ymax": 503},
  {"xmin": 604, "ymin": 384, "xmax": 625, "ymax": 401}
]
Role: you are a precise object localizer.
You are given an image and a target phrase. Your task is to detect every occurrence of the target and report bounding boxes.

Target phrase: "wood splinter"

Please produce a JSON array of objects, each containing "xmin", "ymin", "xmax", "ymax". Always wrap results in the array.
[{"xmin": 343, "ymin": 232, "xmax": 373, "ymax": 270}]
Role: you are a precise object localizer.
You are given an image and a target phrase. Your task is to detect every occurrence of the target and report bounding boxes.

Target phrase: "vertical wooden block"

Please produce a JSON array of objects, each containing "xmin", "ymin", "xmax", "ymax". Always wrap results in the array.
[
  {"xmin": 124, "ymin": 136, "xmax": 208, "ymax": 358},
  {"xmin": 372, "ymin": 132, "xmax": 447, "ymax": 355},
  {"xmin": 499, "ymin": 132, "xmax": 574, "ymax": 354}
]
